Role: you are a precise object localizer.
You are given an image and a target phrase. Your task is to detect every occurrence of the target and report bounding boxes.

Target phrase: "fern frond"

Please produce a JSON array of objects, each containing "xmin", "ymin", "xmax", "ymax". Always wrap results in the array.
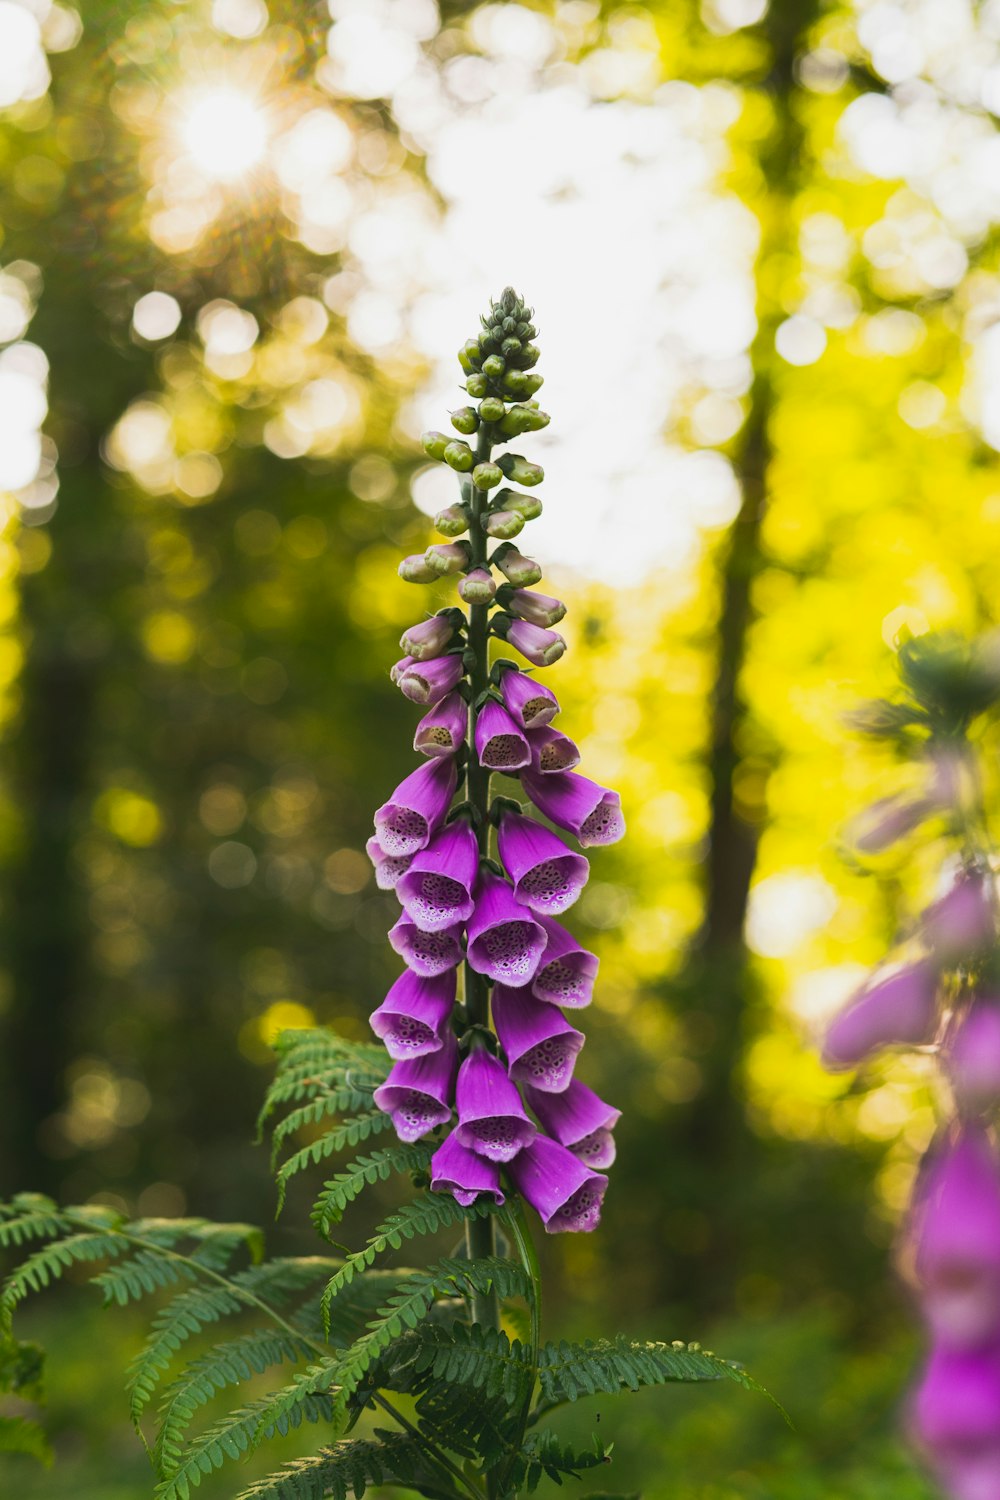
[
  {"xmin": 536, "ymin": 1335, "xmax": 765, "ymax": 1405},
  {"xmin": 154, "ymin": 1374, "xmax": 337, "ymax": 1498},
  {"xmin": 2, "ymin": 1232, "xmax": 127, "ymax": 1314},
  {"xmin": 310, "ymin": 1144, "xmax": 432, "ymax": 1234},
  {"xmin": 404, "ymin": 1321, "xmax": 530, "ymax": 1405},
  {"xmin": 320, "ymin": 1193, "xmax": 493, "ymax": 1315},
  {"xmin": 275, "ymin": 1113, "xmax": 393, "ymax": 1212},
  {"xmin": 127, "ymin": 1282, "xmax": 251, "ymax": 1424},
  {"xmin": 507, "ymin": 1431, "xmax": 612, "ymax": 1492},
  {"xmin": 93, "ymin": 1249, "xmax": 197, "ymax": 1307},
  {"xmin": 271, "ymin": 1096, "xmax": 386, "ymax": 1164},
  {"xmin": 231, "ymin": 1432, "xmax": 451, "ymax": 1500},
  {"xmin": 154, "ymin": 1329, "xmax": 316, "ymax": 1475},
  {"xmin": 329, "ymin": 1256, "xmax": 530, "ymax": 1418},
  {"xmin": 0, "ymin": 1414, "xmax": 52, "ymax": 1466},
  {"xmin": 0, "ymin": 1195, "xmax": 67, "ymax": 1249}
]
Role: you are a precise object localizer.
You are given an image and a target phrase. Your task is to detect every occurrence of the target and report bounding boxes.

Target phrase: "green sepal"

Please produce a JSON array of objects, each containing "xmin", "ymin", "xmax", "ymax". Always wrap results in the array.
[{"xmin": 489, "ymin": 795, "xmax": 524, "ymax": 825}]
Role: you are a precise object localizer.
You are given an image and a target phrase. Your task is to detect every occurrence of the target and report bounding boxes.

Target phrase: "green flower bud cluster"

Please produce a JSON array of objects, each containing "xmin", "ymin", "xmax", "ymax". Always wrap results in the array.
[{"xmin": 404, "ymin": 286, "xmax": 561, "ymax": 664}]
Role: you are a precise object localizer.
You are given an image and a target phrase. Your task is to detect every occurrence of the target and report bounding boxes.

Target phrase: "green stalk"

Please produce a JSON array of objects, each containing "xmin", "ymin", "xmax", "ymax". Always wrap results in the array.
[{"xmin": 463, "ymin": 424, "xmax": 500, "ymax": 1336}]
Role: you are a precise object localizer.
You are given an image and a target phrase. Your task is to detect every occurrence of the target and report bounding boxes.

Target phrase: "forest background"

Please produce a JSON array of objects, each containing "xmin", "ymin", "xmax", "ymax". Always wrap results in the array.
[{"xmin": 0, "ymin": 0, "xmax": 994, "ymax": 1494}]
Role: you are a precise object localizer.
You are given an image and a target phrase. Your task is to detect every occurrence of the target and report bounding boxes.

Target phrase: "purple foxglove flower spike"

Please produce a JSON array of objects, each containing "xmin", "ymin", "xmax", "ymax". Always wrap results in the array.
[
  {"xmin": 526, "ymin": 1080, "xmax": 621, "ymax": 1169},
  {"xmin": 504, "ymin": 618, "xmax": 566, "ymax": 668},
  {"xmin": 947, "ymin": 1000, "xmax": 1000, "ymax": 1115},
  {"xmin": 497, "ymin": 809, "xmax": 589, "ymax": 916},
  {"xmin": 821, "ymin": 960, "xmax": 938, "ymax": 1070},
  {"xmin": 413, "ymin": 691, "xmax": 467, "ymax": 759},
  {"xmin": 396, "ymin": 819, "xmax": 479, "ymax": 933},
  {"xmin": 374, "ymin": 757, "xmax": 458, "ymax": 859},
  {"xmin": 910, "ymin": 1128, "xmax": 1000, "ymax": 1351},
  {"xmin": 400, "ymin": 615, "xmax": 455, "ymax": 662},
  {"xmin": 474, "ymin": 699, "xmax": 531, "ymax": 772},
  {"xmin": 506, "ymin": 588, "xmax": 566, "ymax": 628},
  {"xmin": 521, "ymin": 768, "xmax": 625, "ymax": 848},
  {"xmin": 492, "ymin": 983, "xmax": 585, "ymax": 1093},
  {"xmin": 532, "ymin": 914, "xmax": 599, "ymax": 1008},
  {"xmin": 459, "ymin": 568, "xmax": 496, "ymax": 604},
  {"xmin": 398, "ymin": 654, "xmax": 465, "ymax": 707},
  {"xmin": 924, "ymin": 869, "xmax": 995, "ymax": 961},
  {"xmin": 388, "ymin": 913, "xmax": 463, "ymax": 976},
  {"xmin": 466, "ymin": 870, "xmax": 547, "ymax": 987},
  {"xmin": 430, "ymin": 1130, "xmax": 505, "ymax": 1206},
  {"xmin": 507, "ymin": 1135, "xmax": 608, "ymax": 1234},
  {"xmin": 528, "ymin": 725, "xmax": 580, "ymax": 775},
  {"xmin": 373, "ymin": 1029, "xmax": 458, "ymax": 1143},
  {"xmin": 499, "ymin": 668, "xmax": 559, "ymax": 730},
  {"xmin": 366, "ymin": 836, "xmax": 414, "ymax": 892},
  {"xmin": 910, "ymin": 1347, "xmax": 1000, "ymax": 1500},
  {"xmin": 454, "ymin": 1048, "xmax": 537, "ymax": 1162},
  {"xmin": 370, "ymin": 969, "xmax": 457, "ymax": 1060}
]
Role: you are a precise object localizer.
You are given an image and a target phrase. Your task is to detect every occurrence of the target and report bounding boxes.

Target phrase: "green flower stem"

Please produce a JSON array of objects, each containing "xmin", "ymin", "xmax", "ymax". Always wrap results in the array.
[
  {"xmin": 371, "ymin": 1392, "xmax": 487, "ymax": 1500},
  {"xmin": 463, "ymin": 424, "xmax": 501, "ymax": 1337},
  {"xmin": 501, "ymin": 1203, "xmax": 542, "ymax": 1491}
]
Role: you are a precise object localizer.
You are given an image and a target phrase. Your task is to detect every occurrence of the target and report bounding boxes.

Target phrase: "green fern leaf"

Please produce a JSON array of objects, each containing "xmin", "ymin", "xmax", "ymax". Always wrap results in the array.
[
  {"xmin": 153, "ymin": 1373, "xmax": 337, "ymax": 1499},
  {"xmin": 127, "ymin": 1282, "xmax": 251, "ymax": 1425},
  {"xmin": 2, "ymin": 1231, "xmax": 127, "ymax": 1315},
  {"xmin": 404, "ymin": 1321, "xmax": 531, "ymax": 1405},
  {"xmin": 320, "ymin": 1193, "xmax": 494, "ymax": 1320},
  {"xmin": 536, "ymin": 1336, "xmax": 765, "ymax": 1405},
  {"xmin": 154, "ymin": 1329, "xmax": 315, "ymax": 1476},
  {"xmin": 231, "ymin": 1432, "xmax": 450, "ymax": 1500},
  {"xmin": 310, "ymin": 1143, "xmax": 432, "ymax": 1233},
  {"xmin": 94, "ymin": 1250, "xmax": 198, "ymax": 1308},
  {"xmin": 274, "ymin": 1112, "xmax": 394, "ymax": 1212},
  {"xmin": 0, "ymin": 1195, "xmax": 67, "ymax": 1250},
  {"xmin": 0, "ymin": 1414, "xmax": 52, "ymax": 1466}
]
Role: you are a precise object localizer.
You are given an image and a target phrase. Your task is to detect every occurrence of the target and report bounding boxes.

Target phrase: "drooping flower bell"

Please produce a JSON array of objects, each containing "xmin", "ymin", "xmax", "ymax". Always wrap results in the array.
[
  {"xmin": 466, "ymin": 870, "xmax": 547, "ymax": 988},
  {"xmin": 492, "ymin": 983, "xmax": 585, "ymax": 1093},
  {"xmin": 499, "ymin": 666, "xmax": 559, "ymax": 730},
  {"xmin": 396, "ymin": 819, "xmax": 479, "ymax": 933},
  {"xmin": 413, "ymin": 692, "xmax": 467, "ymax": 759},
  {"xmin": 910, "ymin": 1128, "xmax": 1000, "ymax": 1352},
  {"xmin": 388, "ymin": 914, "xmax": 463, "ymax": 977},
  {"xmin": 497, "ymin": 809, "xmax": 589, "ymax": 916},
  {"xmin": 430, "ymin": 1130, "xmax": 505, "ymax": 1207},
  {"xmin": 507, "ymin": 1135, "xmax": 608, "ymax": 1234},
  {"xmin": 370, "ymin": 970, "xmax": 457, "ymax": 1060},
  {"xmin": 531, "ymin": 914, "xmax": 599, "ymax": 1008},
  {"xmin": 373, "ymin": 1029, "xmax": 458, "ymax": 1143},
  {"xmin": 374, "ymin": 758, "xmax": 458, "ymax": 859},
  {"xmin": 454, "ymin": 1048, "xmax": 537, "ymax": 1162},
  {"xmin": 947, "ymin": 1000, "xmax": 1000, "ymax": 1115},
  {"xmin": 526, "ymin": 1080, "xmax": 621, "ymax": 1168},
  {"xmin": 521, "ymin": 768, "xmax": 625, "ymax": 847},
  {"xmin": 474, "ymin": 699, "xmax": 531, "ymax": 772}
]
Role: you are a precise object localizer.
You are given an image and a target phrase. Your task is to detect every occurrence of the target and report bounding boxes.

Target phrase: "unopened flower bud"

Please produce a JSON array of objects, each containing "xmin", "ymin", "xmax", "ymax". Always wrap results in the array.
[
  {"xmin": 499, "ymin": 405, "xmax": 550, "ymax": 437},
  {"xmin": 421, "ymin": 431, "xmax": 451, "ymax": 461},
  {"xmin": 459, "ymin": 339, "xmax": 482, "ymax": 372},
  {"xmin": 459, "ymin": 568, "xmax": 496, "ymax": 604},
  {"xmin": 399, "ymin": 553, "xmax": 440, "ymax": 584},
  {"xmin": 497, "ymin": 489, "xmax": 543, "ymax": 521},
  {"xmin": 484, "ymin": 510, "xmax": 525, "ymax": 539},
  {"xmin": 466, "ymin": 373, "xmax": 488, "ymax": 397},
  {"xmin": 479, "ymin": 397, "xmax": 505, "ymax": 424},
  {"xmin": 501, "ymin": 336, "xmax": 521, "ymax": 356},
  {"xmin": 450, "ymin": 406, "xmax": 479, "ymax": 435},
  {"xmin": 391, "ymin": 654, "xmax": 415, "ymax": 684},
  {"xmin": 400, "ymin": 614, "xmax": 456, "ymax": 661},
  {"xmin": 434, "ymin": 504, "xmax": 469, "ymax": 537},
  {"xmin": 472, "ymin": 462, "xmax": 503, "ymax": 491},
  {"xmin": 493, "ymin": 544, "xmax": 542, "ymax": 587},
  {"xmin": 498, "ymin": 454, "xmax": 544, "ymax": 487},
  {"xmin": 482, "ymin": 354, "xmax": 505, "ymax": 379},
  {"xmin": 504, "ymin": 618, "xmax": 566, "ymax": 667},
  {"xmin": 444, "ymin": 440, "xmax": 474, "ymax": 473},
  {"xmin": 424, "ymin": 542, "xmax": 472, "ymax": 577},
  {"xmin": 517, "ymin": 342, "xmax": 540, "ymax": 368},
  {"xmin": 504, "ymin": 587, "xmax": 566, "ymax": 628}
]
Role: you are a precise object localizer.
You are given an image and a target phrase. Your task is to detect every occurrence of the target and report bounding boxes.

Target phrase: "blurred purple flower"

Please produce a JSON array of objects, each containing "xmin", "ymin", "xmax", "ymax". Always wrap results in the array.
[
  {"xmin": 948, "ymin": 1001, "xmax": 1000, "ymax": 1115},
  {"xmin": 911, "ymin": 1128, "xmax": 1000, "ymax": 1351},
  {"xmin": 924, "ymin": 869, "xmax": 995, "ymax": 962},
  {"xmin": 911, "ymin": 1347, "xmax": 1000, "ymax": 1500},
  {"xmin": 822, "ymin": 961, "xmax": 938, "ymax": 1071}
]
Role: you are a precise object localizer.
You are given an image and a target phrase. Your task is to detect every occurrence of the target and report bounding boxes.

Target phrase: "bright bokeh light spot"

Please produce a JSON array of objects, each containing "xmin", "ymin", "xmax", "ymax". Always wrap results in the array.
[
  {"xmin": 746, "ymin": 873, "xmax": 838, "ymax": 959},
  {"xmin": 180, "ymin": 88, "xmax": 269, "ymax": 181},
  {"xmin": 881, "ymin": 604, "xmax": 930, "ymax": 649},
  {"xmin": 0, "ymin": 2, "xmax": 49, "ymax": 108},
  {"xmin": 133, "ymin": 291, "xmax": 182, "ymax": 343},
  {"xmin": 211, "ymin": 0, "xmax": 268, "ymax": 39},
  {"xmin": 775, "ymin": 315, "xmax": 827, "ymax": 366}
]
